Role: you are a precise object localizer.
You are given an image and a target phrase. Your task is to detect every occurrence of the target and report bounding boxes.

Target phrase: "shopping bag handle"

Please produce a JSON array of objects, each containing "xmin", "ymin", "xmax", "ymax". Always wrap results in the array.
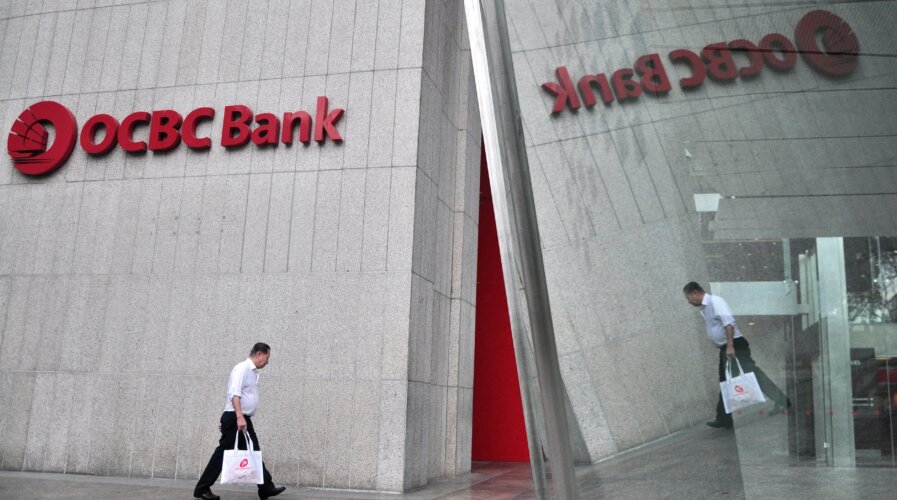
[
  {"xmin": 232, "ymin": 430, "xmax": 256, "ymax": 452},
  {"xmin": 725, "ymin": 357, "xmax": 747, "ymax": 380}
]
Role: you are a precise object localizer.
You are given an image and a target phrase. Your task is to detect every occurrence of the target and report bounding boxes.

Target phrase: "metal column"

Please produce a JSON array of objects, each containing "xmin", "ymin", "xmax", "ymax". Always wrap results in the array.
[{"xmin": 464, "ymin": 1, "xmax": 577, "ymax": 498}]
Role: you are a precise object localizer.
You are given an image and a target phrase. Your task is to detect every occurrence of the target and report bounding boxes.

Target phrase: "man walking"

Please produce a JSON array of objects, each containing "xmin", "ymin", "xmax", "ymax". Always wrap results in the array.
[
  {"xmin": 194, "ymin": 342, "xmax": 286, "ymax": 500},
  {"xmin": 683, "ymin": 282, "xmax": 790, "ymax": 429}
]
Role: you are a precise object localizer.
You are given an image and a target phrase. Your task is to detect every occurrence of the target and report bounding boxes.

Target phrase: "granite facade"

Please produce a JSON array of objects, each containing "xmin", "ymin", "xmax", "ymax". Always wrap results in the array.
[{"xmin": 0, "ymin": 0, "xmax": 479, "ymax": 493}]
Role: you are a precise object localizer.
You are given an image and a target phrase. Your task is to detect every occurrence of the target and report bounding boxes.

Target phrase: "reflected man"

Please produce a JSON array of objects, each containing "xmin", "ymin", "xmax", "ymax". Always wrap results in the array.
[{"xmin": 683, "ymin": 282, "xmax": 790, "ymax": 429}]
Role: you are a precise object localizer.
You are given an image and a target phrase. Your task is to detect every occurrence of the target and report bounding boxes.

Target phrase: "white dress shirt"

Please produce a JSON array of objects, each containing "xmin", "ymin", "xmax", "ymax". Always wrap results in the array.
[
  {"xmin": 224, "ymin": 358, "xmax": 260, "ymax": 416},
  {"xmin": 700, "ymin": 294, "xmax": 744, "ymax": 347}
]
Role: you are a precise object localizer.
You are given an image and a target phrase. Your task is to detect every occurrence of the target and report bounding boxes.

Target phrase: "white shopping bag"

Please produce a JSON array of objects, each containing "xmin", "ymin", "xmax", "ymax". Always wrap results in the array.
[
  {"xmin": 221, "ymin": 431, "xmax": 264, "ymax": 485},
  {"xmin": 720, "ymin": 358, "xmax": 766, "ymax": 414}
]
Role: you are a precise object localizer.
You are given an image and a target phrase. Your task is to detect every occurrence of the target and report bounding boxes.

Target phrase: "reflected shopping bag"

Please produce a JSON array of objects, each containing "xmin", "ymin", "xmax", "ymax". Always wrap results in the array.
[
  {"xmin": 720, "ymin": 358, "xmax": 766, "ymax": 414},
  {"xmin": 221, "ymin": 431, "xmax": 264, "ymax": 485}
]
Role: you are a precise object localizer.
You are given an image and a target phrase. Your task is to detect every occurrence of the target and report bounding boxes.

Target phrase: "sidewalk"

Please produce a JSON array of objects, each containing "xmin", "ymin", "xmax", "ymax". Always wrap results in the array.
[
  {"xmin": 3, "ymin": 423, "xmax": 895, "ymax": 499},
  {"xmin": 0, "ymin": 462, "xmax": 534, "ymax": 500}
]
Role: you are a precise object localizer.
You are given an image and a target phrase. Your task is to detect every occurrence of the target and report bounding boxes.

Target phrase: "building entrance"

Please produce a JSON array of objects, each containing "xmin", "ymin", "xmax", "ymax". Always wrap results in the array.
[
  {"xmin": 471, "ymin": 150, "xmax": 529, "ymax": 462},
  {"xmin": 699, "ymin": 195, "xmax": 897, "ymax": 471}
]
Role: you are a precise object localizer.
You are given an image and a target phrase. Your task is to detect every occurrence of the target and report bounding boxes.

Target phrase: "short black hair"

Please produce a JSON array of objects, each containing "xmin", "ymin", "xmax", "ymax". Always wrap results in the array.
[
  {"xmin": 683, "ymin": 282, "xmax": 704, "ymax": 294},
  {"xmin": 250, "ymin": 342, "xmax": 271, "ymax": 356}
]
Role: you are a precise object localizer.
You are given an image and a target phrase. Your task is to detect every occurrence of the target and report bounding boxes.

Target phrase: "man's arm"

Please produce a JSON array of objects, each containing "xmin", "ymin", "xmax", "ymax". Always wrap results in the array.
[
  {"xmin": 725, "ymin": 325, "xmax": 735, "ymax": 359},
  {"xmin": 232, "ymin": 395, "xmax": 247, "ymax": 432}
]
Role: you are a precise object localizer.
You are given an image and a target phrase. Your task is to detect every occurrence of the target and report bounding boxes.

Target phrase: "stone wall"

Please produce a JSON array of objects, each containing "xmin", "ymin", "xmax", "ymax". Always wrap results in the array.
[{"xmin": 0, "ymin": 0, "xmax": 480, "ymax": 492}]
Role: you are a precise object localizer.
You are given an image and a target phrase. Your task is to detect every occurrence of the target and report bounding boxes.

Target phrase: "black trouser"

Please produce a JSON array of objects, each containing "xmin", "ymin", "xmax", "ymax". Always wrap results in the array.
[
  {"xmin": 715, "ymin": 337, "xmax": 787, "ymax": 424},
  {"xmin": 195, "ymin": 412, "xmax": 274, "ymax": 495}
]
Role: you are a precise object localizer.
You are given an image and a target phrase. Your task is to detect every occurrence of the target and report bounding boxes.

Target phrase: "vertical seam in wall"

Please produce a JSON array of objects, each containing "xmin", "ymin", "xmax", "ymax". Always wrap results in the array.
[
  {"xmin": 54, "ymin": 9, "xmax": 73, "ymax": 95},
  {"xmin": 126, "ymin": 377, "xmax": 139, "ymax": 478},
  {"xmin": 333, "ymin": 154, "xmax": 343, "ymax": 273},
  {"xmin": 19, "ymin": 335, "xmax": 39, "ymax": 471},
  {"xmin": 391, "ymin": 0, "xmax": 405, "ymax": 170},
  {"xmin": 46, "ymin": 281, "xmax": 73, "ymax": 471},
  {"xmin": 557, "ymin": 140, "xmax": 599, "ymax": 236},
  {"xmin": 283, "ymin": 78, "xmax": 304, "ymax": 272},
  {"xmin": 95, "ymin": 6, "xmax": 115, "ymax": 95},
  {"xmin": 106, "ymin": 7, "xmax": 130, "ymax": 181},
  {"xmin": 194, "ymin": 0, "xmax": 213, "ymax": 88},
  {"xmin": 237, "ymin": 172, "xmax": 251, "ymax": 273},
  {"xmin": 148, "ymin": 0, "xmax": 168, "ymax": 89},
  {"xmin": 214, "ymin": 0, "xmax": 231, "ymax": 83},
  {"xmin": 146, "ymin": 176, "xmax": 167, "ymax": 274},
  {"xmin": 171, "ymin": 1, "xmax": 192, "ymax": 86},
  {"xmin": 323, "ymin": 0, "xmax": 338, "ymax": 75},
  {"xmin": 331, "ymin": 85, "xmax": 344, "ymax": 272},
  {"xmin": 650, "ymin": 121, "xmax": 690, "ymax": 214},
  {"xmin": 586, "ymin": 110, "xmax": 643, "ymax": 229},
  {"xmin": 234, "ymin": 0, "xmax": 249, "ymax": 83},
  {"xmin": 111, "ymin": 6, "xmax": 132, "ymax": 93},
  {"xmin": 297, "ymin": 0, "xmax": 314, "ymax": 78},
  {"xmin": 277, "ymin": 0, "xmax": 292, "ymax": 78},
  {"xmin": 214, "ymin": 174, "xmax": 230, "ymax": 273},
  {"xmin": 355, "ymin": 79, "xmax": 369, "ymax": 272},
  {"xmin": 307, "ymin": 170, "xmax": 320, "ymax": 274},
  {"xmin": 630, "ymin": 127, "xmax": 670, "ymax": 220},
  {"xmin": 124, "ymin": 3, "xmax": 149, "ymax": 183},
  {"xmin": 364, "ymin": 0, "xmax": 380, "ymax": 165},
  {"xmin": 32, "ymin": 12, "xmax": 58, "ymax": 98},
  {"xmin": 191, "ymin": 172, "xmax": 212, "ymax": 273},
  {"xmin": 62, "ymin": 366, "xmax": 72, "ymax": 475},
  {"xmin": 342, "ymin": 0, "xmax": 365, "ymax": 485},
  {"xmin": 0, "ymin": 17, "xmax": 17, "ymax": 98},
  {"xmin": 260, "ymin": 172, "xmax": 274, "ymax": 273},
  {"xmin": 161, "ymin": 178, "xmax": 185, "ymax": 274},
  {"xmin": 252, "ymin": 0, "xmax": 270, "ymax": 83},
  {"xmin": 5, "ymin": 16, "xmax": 24, "ymax": 99},
  {"xmin": 0, "ymin": 280, "xmax": 16, "ymax": 465},
  {"xmin": 579, "ymin": 133, "xmax": 623, "ymax": 230}
]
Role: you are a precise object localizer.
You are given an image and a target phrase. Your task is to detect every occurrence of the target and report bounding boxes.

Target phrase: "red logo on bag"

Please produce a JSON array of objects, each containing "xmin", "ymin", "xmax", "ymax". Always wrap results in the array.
[
  {"xmin": 239, "ymin": 458, "xmax": 249, "ymax": 468},
  {"xmin": 734, "ymin": 384, "xmax": 745, "ymax": 394}
]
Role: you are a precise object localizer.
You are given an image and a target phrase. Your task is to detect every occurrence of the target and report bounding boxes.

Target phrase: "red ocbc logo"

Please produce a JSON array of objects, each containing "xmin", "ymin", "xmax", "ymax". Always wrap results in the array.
[
  {"xmin": 542, "ymin": 10, "xmax": 861, "ymax": 114},
  {"xmin": 7, "ymin": 101, "xmax": 78, "ymax": 176},
  {"xmin": 795, "ymin": 10, "xmax": 860, "ymax": 76},
  {"xmin": 7, "ymin": 97, "xmax": 344, "ymax": 176}
]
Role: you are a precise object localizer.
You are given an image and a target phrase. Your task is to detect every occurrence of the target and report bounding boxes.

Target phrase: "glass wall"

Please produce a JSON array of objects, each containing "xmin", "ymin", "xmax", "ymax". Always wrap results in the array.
[{"xmin": 470, "ymin": 0, "xmax": 897, "ymax": 496}]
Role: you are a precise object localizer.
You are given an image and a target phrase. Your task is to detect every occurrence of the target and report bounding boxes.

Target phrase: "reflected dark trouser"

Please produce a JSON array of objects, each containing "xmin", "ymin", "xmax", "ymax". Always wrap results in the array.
[
  {"xmin": 715, "ymin": 337, "xmax": 787, "ymax": 425},
  {"xmin": 194, "ymin": 412, "xmax": 274, "ymax": 495}
]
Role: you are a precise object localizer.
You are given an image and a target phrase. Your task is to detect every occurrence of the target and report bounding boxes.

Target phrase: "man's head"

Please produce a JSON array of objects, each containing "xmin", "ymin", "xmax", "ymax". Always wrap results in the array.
[
  {"xmin": 250, "ymin": 342, "xmax": 271, "ymax": 369},
  {"xmin": 683, "ymin": 282, "xmax": 705, "ymax": 307}
]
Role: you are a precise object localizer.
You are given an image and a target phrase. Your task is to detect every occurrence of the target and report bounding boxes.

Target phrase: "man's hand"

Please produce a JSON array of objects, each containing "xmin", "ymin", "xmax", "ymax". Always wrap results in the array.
[
  {"xmin": 724, "ymin": 325, "xmax": 736, "ymax": 359},
  {"xmin": 232, "ymin": 395, "xmax": 247, "ymax": 431}
]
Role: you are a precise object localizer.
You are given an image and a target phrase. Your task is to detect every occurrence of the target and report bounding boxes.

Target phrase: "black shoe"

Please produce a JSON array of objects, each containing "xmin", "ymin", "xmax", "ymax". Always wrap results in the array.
[
  {"xmin": 259, "ymin": 485, "xmax": 286, "ymax": 499},
  {"xmin": 706, "ymin": 419, "xmax": 733, "ymax": 429},
  {"xmin": 768, "ymin": 399, "xmax": 792, "ymax": 416},
  {"xmin": 194, "ymin": 491, "xmax": 220, "ymax": 500}
]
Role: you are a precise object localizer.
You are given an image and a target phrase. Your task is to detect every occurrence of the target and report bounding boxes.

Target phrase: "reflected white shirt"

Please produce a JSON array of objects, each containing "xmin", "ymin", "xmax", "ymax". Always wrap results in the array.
[
  {"xmin": 700, "ymin": 294, "xmax": 743, "ymax": 347},
  {"xmin": 224, "ymin": 358, "xmax": 260, "ymax": 416}
]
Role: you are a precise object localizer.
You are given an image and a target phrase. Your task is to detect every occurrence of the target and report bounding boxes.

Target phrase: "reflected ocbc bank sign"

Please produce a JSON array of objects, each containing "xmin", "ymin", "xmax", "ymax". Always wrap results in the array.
[
  {"xmin": 542, "ymin": 10, "xmax": 860, "ymax": 114},
  {"xmin": 7, "ymin": 96, "xmax": 344, "ymax": 176}
]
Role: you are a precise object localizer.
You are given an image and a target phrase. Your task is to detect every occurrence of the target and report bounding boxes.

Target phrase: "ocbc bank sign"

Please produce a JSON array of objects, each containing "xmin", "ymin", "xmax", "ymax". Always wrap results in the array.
[
  {"xmin": 7, "ymin": 96, "xmax": 344, "ymax": 176},
  {"xmin": 542, "ymin": 10, "xmax": 861, "ymax": 113}
]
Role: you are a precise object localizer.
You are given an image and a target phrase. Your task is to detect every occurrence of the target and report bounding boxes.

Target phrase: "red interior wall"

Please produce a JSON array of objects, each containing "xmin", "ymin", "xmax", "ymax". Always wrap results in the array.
[{"xmin": 471, "ymin": 146, "xmax": 530, "ymax": 462}]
